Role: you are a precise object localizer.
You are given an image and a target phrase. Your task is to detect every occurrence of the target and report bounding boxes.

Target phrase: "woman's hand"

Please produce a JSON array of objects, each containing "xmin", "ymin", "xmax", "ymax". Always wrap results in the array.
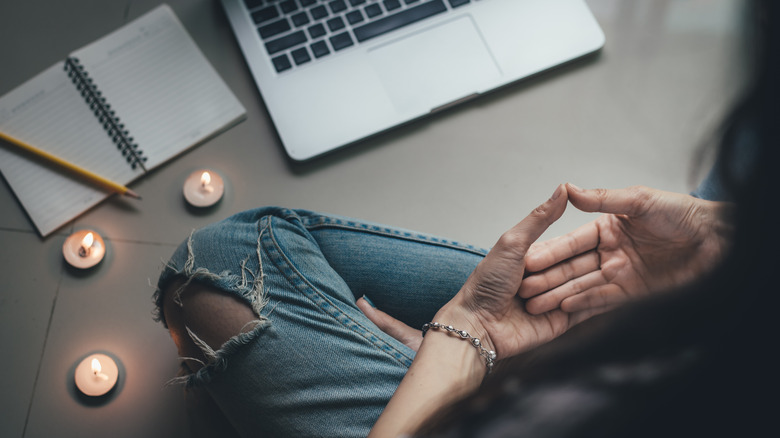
[
  {"xmin": 360, "ymin": 185, "xmax": 604, "ymax": 359},
  {"xmin": 519, "ymin": 184, "xmax": 733, "ymax": 315},
  {"xmin": 365, "ymin": 184, "xmax": 732, "ymax": 437},
  {"xmin": 431, "ymin": 184, "xmax": 606, "ymax": 359},
  {"xmin": 368, "ymin": 185, "xmax": 612, "ymax": 437}
]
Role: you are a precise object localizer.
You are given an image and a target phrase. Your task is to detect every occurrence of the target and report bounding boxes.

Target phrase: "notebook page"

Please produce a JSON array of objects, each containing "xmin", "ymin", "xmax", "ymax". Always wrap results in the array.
[
  {"xmin": 0, "ymin": 62, "xmax": 143, "ymax": 236},
  {"xmin": 72, "ymin": 4, "xmax": 246, "ymax": 171}
]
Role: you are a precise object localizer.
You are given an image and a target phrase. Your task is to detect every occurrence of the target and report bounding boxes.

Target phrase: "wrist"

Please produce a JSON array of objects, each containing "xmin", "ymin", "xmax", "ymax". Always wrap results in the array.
[
  {"xmin": 417, "ymin": 321, "xmax": 491, "ymax": 383},
  {"xmin": 423, "ymin": 322, "xmax": 497, "ymax": 374},
  {"xmin": 433, "ymin": 301, "xmax": 496, "ymax": 361}
]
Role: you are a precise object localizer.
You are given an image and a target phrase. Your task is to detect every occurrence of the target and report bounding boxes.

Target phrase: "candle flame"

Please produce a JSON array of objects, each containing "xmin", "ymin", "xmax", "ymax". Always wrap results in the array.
[
  {"xmin": 79, "ymin": 232, "xmax": 95, "ymax": 257},
  {"xmin": 91, "ymin": 357, "xmax": 110, "ymax": 381},
  {"xmin": 81, "ymin": 232, "xmax": 94, "ymax": 250},
  {"xmin": 200, "ymin": 171, "xmax": 211, "ymax": 187}
]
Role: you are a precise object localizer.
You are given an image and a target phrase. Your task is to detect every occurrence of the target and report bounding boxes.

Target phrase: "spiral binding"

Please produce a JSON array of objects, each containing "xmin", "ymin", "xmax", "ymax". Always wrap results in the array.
[{"xmin": 63, "ymin": 57, "xmax": 148, "ymax": 171}]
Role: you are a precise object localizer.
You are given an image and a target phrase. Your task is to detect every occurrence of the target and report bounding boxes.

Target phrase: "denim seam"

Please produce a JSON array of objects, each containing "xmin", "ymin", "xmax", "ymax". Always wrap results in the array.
[
  {"xmin": 263, "ymin": 216, "xmax": 415, "ymax": 367},
  {"xmin": 301, "ymin": 216, "xmax": 488, "ymax": 257}
]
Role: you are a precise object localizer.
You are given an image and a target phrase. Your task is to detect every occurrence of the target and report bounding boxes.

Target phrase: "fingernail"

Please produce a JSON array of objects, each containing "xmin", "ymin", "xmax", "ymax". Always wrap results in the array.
[
  {"xmin": 567, "ymin": 183, "xmax": 582, "ymax": 192},
  {"xmin": 550, "ymin": 184, "xmax": 563, "ymax": 200},
  {"xmin": 362, "ymin": 295, "xmax": 376, "ymax": 308}
]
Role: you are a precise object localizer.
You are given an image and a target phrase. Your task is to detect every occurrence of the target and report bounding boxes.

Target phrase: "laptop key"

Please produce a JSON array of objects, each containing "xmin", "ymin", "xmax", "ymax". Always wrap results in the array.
[
  {"xmin": 329, "ymin": 0, "xmax": 348, "ymax": 14},
  {"xmin": 349, "ymin": 0, "xmax": 367, "ymax": 6},
  {"xmin": 330, "ymin": 32, "xmax": 354, "ymax": 51},
  {"xmin": 265, "ymin": 30, "xmax": 308, "ymax": 55},
  {"xmin": 384, "ymin": 0, "xmax": 402, "ymax": 12},
  {"xmin": 310, "ymin": 5, "xmax": 329, "ymax": 20},
  {"xmin": 354, "ymin": 0, "xmax": 447, "ymax": 42},
  {"xmin": 327, "ymin": 16, "xmax": 346, "ymax": 32},
  {"xmin": 311, "ymin": 40, "xmax": 331, "ymax": 58},
  {"xmin": 291, "ymin": 12, "xmax": 310, "ymax": 27},
  {"xmin": 308, "ymin": 23, "xmax": 327, "ymax": 39},
  {"xmin": 272, "ymin": 54, "xmax": 292, "ymax": 72},
  {"xmin": 244, "ymin": 0, "xmax": 265, "ymax": 9},
  {"xmin": 346, "ymin": 10, "xmax": 365, "ymax": 25},
  {"xmin": 252, "ymin": 5, "xmax": 279, "ymax": 25},
  {"xmin": 364, "ymin": 4, "xmax": 383, "ymax": 18},
  {"xmin": 448, "ymin": 0, "xmax": 470, "ymax": 7},
  {"xmin": 280, "ymin": 0, "xmax": 298, "ymax": 14},
  {"xmin": 300, "ymin": 0, "xmax": 316, "ymax": 6},
  {"xmin": 258, "ymin": 18, "xmax": 291, "ymax": 39},
  {"xmin": 291, "ymin": 47, "xmax": 312, "ymax": 65}
]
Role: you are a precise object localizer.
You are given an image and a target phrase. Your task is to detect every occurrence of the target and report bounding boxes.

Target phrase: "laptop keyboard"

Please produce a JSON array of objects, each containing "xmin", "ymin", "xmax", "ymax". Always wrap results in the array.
[{"xmin": 244, "ymin": 0, "xmax": 477, "ymax": 73}]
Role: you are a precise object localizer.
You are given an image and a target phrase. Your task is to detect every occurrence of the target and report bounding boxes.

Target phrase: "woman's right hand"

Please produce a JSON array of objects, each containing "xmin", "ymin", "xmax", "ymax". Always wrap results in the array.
[{"xmin": 519, "ymin": 184, "xmax": 733, "ymax": 315}]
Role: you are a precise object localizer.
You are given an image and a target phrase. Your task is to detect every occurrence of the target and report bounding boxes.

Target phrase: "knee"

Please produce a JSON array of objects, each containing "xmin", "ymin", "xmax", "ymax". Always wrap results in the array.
[{"xmin": 162, "ymin": 278, "xmax": 258, "ymax": 371}]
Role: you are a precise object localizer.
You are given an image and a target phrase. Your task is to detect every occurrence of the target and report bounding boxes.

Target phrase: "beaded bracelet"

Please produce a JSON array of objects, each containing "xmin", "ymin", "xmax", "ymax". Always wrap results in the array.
[{"xmin": 422, "ymin": 322, "xmax": 496, "ymax": 374}]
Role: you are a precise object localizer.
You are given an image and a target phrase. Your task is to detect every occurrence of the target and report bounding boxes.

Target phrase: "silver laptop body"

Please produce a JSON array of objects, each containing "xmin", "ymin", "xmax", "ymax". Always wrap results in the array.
[{"xmin": 221, "ymin": 0, "xmax": 605, "ymax": 161}]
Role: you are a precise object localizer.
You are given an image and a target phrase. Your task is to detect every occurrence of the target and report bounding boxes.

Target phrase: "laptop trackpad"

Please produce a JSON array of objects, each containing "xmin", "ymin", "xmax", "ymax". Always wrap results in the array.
[{"xmin": 368, "ymin": 16, "xmax": 501, "ymax": 114}]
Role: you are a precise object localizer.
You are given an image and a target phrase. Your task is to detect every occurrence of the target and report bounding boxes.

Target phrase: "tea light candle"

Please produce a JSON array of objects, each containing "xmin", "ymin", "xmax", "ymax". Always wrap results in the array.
[
  {"xmin": 63, "ymin": 230, "xmax": 106, "ymax": 269},
  {"xmin": 74, "ymin": 353, "xmax": 119, "ymax": 397},
  {"xmin": 183, "ymin": 169, "xmax": 224, "ymax": 207}
]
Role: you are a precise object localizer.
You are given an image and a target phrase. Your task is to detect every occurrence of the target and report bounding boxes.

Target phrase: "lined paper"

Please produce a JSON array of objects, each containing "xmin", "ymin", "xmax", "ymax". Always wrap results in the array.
[
  {"xmin": 74, "ymin": 5, "xmax": 245, "ymax": 169},
  {"xmin": 0, "ymin": 5, "xmax": 245, "ymax": 236}
]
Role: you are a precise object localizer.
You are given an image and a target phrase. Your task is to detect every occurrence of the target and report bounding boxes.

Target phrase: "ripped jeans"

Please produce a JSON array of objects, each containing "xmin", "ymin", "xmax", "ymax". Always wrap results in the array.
[{"xmin": 155, "ymin": 207, "xmax": 487, "ymax": 437}]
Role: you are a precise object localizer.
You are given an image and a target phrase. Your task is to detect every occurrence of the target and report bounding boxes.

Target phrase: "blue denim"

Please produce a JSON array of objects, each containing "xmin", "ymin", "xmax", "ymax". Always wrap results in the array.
[
  {"xmin": 691, "ymin": 123, "xmax": 758, "ymax": 202},
  {"xmin": 155, "ymin": 207, "xmax": 487, "ymax": 437}
]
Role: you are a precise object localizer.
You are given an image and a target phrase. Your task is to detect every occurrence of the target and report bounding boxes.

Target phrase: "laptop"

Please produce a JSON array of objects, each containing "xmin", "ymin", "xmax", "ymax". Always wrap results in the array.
[{"xmin": 221, "ymin": 0, "xmax": 605, "ymax": 161}]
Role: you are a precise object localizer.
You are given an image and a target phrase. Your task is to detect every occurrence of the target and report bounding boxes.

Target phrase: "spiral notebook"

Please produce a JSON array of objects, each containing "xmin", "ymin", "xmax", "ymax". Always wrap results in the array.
[{"xmin": 0, "ymin": 4, "xmax": 246, "ymax": 237}]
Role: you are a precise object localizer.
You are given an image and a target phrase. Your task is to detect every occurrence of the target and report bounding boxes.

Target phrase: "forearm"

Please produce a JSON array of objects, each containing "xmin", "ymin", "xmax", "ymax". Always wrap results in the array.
[
  {"xmin": 369, "ymin": 309, "xmax": 488, "ymax": 437},
  {"xmin": 368, "ymin": 186, "xmax": 570, "ymax": 436}
]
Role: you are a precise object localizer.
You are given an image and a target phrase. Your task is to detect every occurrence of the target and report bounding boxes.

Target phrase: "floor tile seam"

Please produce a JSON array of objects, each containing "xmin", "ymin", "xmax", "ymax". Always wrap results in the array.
[{"xmin": 22, "ymin": 248, "xmax": 67, "ymax": 438}]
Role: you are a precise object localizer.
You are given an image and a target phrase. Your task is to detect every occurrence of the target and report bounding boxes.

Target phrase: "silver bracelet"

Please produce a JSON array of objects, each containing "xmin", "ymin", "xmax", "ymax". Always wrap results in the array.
[{"xmin": 422, "ymin": 322, "xmax": 496, "ymax": 374}]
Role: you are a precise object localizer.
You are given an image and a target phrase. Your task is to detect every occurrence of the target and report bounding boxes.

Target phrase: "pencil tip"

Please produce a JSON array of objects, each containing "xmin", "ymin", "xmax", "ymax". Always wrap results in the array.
[{"xmin": 125, "ymin": 189, "xmax": 141, "ymax": 199}]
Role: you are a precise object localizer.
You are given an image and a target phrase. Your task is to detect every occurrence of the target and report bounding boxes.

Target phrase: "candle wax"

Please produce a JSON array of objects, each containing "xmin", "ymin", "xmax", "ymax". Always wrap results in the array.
[
  {"xmin": 63, "ymin": 230, "xmax": 105, "ymax": 269},
  {"xmin": 74, "ymin": 353, "xmax": 119, "ymax": 397},
  {"xmin": 183, "ymin": 169, "xmax": 224, "ymax": 207}
]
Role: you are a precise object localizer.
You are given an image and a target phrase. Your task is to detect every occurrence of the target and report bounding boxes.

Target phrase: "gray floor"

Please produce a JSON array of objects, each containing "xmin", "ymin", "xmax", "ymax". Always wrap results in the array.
[{"xmin": 0, "ymin": 0, "xmax": 745, "ymax": 436}]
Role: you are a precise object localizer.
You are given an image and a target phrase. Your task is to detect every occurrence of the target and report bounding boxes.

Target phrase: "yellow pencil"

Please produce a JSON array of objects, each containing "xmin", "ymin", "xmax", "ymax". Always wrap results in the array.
[{"xmin": 0, "ymin": 130, "xmax": 140, "ymax": 199}]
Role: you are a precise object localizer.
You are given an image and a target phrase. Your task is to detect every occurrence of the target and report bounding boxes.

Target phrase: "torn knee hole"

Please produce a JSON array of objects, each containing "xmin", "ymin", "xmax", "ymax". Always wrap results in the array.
[{"xmin": 160, "ymin": 229, "xmax": 270, "ymax": 384}]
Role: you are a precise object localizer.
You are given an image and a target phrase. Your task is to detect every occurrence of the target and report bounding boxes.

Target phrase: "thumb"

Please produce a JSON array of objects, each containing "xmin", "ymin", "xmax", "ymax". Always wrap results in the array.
[
  {"xmin": 357, "ymin": 296, "xmax": 422, "ymax": 352},
  {"xmin": 566, "ymin": 184, "xmax": 655, "ymax": 217},
  {"xmin": 498, "ymin": 184, "xmax": 569, "ymax": 256}
]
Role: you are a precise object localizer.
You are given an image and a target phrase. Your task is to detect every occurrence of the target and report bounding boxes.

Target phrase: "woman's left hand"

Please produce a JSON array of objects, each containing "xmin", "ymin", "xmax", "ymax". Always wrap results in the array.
[
  {"xmin": 360, "ymin": 185, "xmax": 602, "ymax": 359},
  {"xmin": 367, "ymin": 185, "xmax": 605, "ymax": 437}
]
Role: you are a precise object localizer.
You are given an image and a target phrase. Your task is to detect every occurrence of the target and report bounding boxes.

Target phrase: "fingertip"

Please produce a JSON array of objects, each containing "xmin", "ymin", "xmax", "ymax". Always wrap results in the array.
[
  {"xmin": 356, "ymin": 297, "xmax": 373, "ymax": 314},
  {"xmin": 518, "ymin": 274, "xmax": 544, "ymax": 298},
  {"xmin": 565, "ymin": 183, "xmax": 604, "ymax": 212},
  {"xmin": 550, "ymin": 184, "xmax": 565, "ymax": 201},
  {"xmin": 559, "ymin": 297, "xmax": 573, "ymax": 313},
  {"xmin": 560, "ymin": 295, "xmax": 582, "ymax": 313},
  {"xmin": 566, "ymin": 183, "xmax": 589, "ymax": 205},
  {"xmin": 361, "ymin": 295, "xmax": 377, "ymax": 308},
  {"xmin": 536, "ymin": 185, "xmax": 568, "ymax": 219},
  {"xmin": 517, "ymin": 285, "xmax": 534, "ymax": 300},
  {"xmin": 524, "ymin": 297, "xmax": 551, "ymax": 315},
  {"xmin": 548, "ymin": 184, "xmax": 569, "ymax": 218},
  {"xmin": 523, "ymin": 253, "xmax": 543, "ymax": 273}
]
